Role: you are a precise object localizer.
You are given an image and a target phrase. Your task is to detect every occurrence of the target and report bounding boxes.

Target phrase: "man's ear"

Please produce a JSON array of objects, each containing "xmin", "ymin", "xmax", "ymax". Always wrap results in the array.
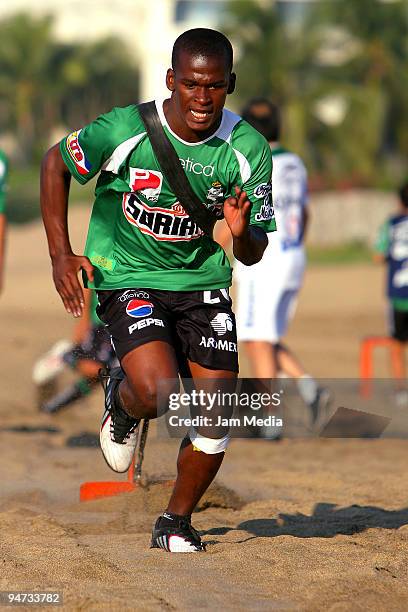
[
  {"xmin": 227, "ymin": 73, "xmax": 236, "ymax": 95},
  {"xmin": 166, "ymin": 68, "xmax": 175, "ymax": 92}
]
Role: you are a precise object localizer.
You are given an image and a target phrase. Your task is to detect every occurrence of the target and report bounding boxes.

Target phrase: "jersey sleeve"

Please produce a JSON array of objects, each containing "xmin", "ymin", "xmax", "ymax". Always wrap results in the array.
[
  {"xmin": 59, "ymin": 107, "xmax": 135, "ymax": 185},
  {"xmin": 0, "ymin": 152, "xmax": 8, "ymax": 214},
  {"xmin": 232, "ymin": 124, "xmax": 276, "ymax": 233},
  {"xmin": 374, "ymin": 220, "xmax": 390, "ymax": 255}
]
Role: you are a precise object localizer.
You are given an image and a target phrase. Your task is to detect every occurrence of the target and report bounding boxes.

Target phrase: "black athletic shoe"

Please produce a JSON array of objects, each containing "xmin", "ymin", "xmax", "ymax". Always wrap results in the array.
[
  {"xmin": 309, "ymin": 387, "xmax": 331, "ymax": 430},
  {"xmin": 151, "ymin": 513, "xmax": 205, "ymax": 553},
  {"xmin": 99, "ymin": 367, "xmax": 139, "ymax": 473}
]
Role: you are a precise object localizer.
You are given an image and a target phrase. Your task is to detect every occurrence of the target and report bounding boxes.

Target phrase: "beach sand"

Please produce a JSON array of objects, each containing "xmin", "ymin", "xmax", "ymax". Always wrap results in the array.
[{"xmin": 0, "ymin": 209, "xmax": 407, "ymax": 610}]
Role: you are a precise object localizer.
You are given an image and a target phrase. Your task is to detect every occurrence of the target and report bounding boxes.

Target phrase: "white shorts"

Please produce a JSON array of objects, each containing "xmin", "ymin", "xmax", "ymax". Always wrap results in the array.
[{"xmin": 235, "ymin": 248, "xmax": 305, "ymax": 343}]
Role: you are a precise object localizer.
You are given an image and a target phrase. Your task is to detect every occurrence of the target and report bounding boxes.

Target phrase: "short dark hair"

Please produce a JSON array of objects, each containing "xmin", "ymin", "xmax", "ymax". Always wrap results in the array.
[
  {"xmin": 241, "ymin": 97, "xmax": 280, "ymax": 142},
  {"xmin": 399, "ymin": 180, "xmax": 408, "ymax": 208},
  {"xmin": 172, "ymin": 28, "xmax": 233, "ymax": 72}
]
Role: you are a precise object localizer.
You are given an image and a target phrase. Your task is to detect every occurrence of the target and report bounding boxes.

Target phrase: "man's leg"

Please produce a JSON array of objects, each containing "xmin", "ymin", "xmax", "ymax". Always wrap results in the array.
[
  {"xmin": 389, "ymin": 309, "xmax": 408, "ymax": 404},
  {"xmin": 99, "ymin": 340, "xmax": 178, "ymax": 473},
  {"xmin": 40, "ymin": 331, "xmax": 103, "ymax": 413},
  {"xmin": 270, "ymin": 286, "xmax": 330, "ymax": 428},
  {"xmin": 119, "ymin": 340, "xmax": 179, "ymax": 419},
  {"xmin": 392, "ymin": 340, "xmax": 406, "ymax": 385},
  {"xmin": 242, "ymin": 340, "xmax": 278, "ymax": 378},
  {"xmin": 275, "ymin": 340, "xmax": 330, "ymax": 427},
  {"xmin": 275, "ymin": 342, "xmax": 305, "ymax": 378},
  {"xmin": 120, "ymin": 348, "xmax": 234, "ymax": 514},
  {"xmin": 150, "ymin": 363, "xmax": 236, "ymax": 552},
  {"xmin": 115, "ymin": 345, "xmax": 236, "ymax": 551},
  {"xmin": 165, "ymin": 362, "xmax": 236, "ymax": 516}
]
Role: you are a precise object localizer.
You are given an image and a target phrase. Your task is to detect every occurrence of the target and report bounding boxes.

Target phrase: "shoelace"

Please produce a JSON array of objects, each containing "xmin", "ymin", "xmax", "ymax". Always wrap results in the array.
[
  {"xmin": 99, "ymin": 367, "xmax": 123, "ymax": 392},
  {"xmin": 110, "ymin": 404, "xmax": 138, "ymax": 444},
  {"xmin": 100, "ymin": 368, "xmax": 138, "ymax": 444},
  {"xmin": 177, "ymin": 519, "xmax": 203, "ymax": 548}
]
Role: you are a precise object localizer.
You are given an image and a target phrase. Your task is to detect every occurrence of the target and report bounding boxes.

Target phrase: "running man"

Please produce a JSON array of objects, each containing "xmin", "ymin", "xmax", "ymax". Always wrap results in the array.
[
  {"xmin": 0, "ymin": 149, "xmax": 8, "ymax": 295},
  {"xmin": 217, "ymin": 98, "xmax": 329, "ymax": 428},
  {"xmin": 374, "ymin": 180, "xmax": 408, "ymax": 405},
  {"xmin": 40, "ymin": 29, "xmax": 275, "ymax": 552}
]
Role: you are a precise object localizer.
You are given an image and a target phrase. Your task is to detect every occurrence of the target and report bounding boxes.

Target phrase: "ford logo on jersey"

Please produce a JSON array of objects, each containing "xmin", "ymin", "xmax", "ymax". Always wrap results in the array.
[{"xmin": 126, "ymin": 299, "xmax": 153, "ymax": 318}]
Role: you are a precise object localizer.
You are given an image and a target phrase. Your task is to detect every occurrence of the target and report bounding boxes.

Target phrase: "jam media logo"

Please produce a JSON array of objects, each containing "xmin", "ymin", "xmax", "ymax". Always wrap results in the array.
[
  {"xmin": 126, "ymin": 299, "xmax": 154, "ymax": 318},
  {"xmin": 129, "ymin": 168, "xmax": 163, "ymax": 202},
  {"xmin": 123, "ymin": 194, "xmax": 203, "ymax": 241},
  {"xmin": 210, "ymin": 313, "xmax": 234, "ymax": 336},
  {"xmin": 66, "ymin": 130, "xmax": 91, "ymax": 176}
]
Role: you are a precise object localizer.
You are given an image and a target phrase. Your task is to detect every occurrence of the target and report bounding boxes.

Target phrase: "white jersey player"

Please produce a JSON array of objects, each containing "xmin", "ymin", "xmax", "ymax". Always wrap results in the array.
[
  {"xmin": 218, "ymin": 99, "xmax": 330, "ymax": 431},
  {"xmin": 235, "ymin": 145, "xmax": 308, "ymax": 342}
]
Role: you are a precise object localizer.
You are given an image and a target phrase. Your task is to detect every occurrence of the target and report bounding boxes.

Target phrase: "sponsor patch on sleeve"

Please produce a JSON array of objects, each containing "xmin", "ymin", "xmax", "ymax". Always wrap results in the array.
[
  {"xmin": 66, "ymin": 130, "xmax": 91, "ymax": 176},
  {"xmin": 254, "ymin": 182, "xmax": 274, "ymax": 222}
]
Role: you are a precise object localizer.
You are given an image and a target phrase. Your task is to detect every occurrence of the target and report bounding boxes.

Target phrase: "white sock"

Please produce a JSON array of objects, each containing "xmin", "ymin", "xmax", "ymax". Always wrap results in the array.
[{"xmin": 297, "ymin": 375, "xmax": 318, "ymax": 405}]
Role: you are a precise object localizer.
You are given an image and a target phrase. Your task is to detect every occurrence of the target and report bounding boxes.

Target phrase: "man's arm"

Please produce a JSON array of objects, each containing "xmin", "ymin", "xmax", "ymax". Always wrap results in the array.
[
  {"xmin": 40, "ymin": 144, "xmax": 94, "ymax": 318},
  {"xmin": 373, "ymin": 253, "xmax": 386, "ymax": 264},
  {"xmin": 223, "ymin": 186, "xmax": 268, "ymax": 265},
  {"xmin": 0, "ymin": 212, "xmax": 6, "ymax": 294},
  {"xmin": 372, "ymin": 220, "xmax": 389, "ymax": 265},
  {"xmin": 72, "ymin": 288, "xmax": 93, "ymax": 343},
  {"xmin": 302, "ymin": 206, "xmax": 309, "ymax": 239}
]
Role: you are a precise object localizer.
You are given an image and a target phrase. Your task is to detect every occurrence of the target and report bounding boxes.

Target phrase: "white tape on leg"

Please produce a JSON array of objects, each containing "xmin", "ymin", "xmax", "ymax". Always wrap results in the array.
[{"xmin": 189, "ymin": 427, "xmax": 230, "ymax": 454}]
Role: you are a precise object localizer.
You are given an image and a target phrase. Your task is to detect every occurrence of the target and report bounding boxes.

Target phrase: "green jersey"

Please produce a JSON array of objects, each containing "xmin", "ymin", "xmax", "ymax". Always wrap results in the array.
[
  {"xmin": 0, "ymin": 150, "xmax": 8, "ymax": 214},
  {"xmin": 60, "ymin": 100, "xmax": 276, "ymax": 291}
]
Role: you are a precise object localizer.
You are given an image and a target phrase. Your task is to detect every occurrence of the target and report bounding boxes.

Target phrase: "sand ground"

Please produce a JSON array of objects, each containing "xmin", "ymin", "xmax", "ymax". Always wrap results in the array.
[{"xmin": 0, "ymin": 209, "xmax": 407, "ymax": 611}]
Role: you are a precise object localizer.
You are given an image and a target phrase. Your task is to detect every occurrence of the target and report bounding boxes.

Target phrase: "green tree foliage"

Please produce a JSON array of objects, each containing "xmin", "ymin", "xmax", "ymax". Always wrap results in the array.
[
  {"xmin": 223, "ymin": 0, "xmax": 408, "ymax": 188},
  {"xmin": 0, "ymin": 13, "xmax": 139, "ymax": 162}
]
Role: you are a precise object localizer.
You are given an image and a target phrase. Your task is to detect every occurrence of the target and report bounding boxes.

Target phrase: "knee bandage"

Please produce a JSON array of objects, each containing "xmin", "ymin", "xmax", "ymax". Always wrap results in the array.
[{"xmin": 189, "ymin": 427, "xmax": 230, "ymax": 454}]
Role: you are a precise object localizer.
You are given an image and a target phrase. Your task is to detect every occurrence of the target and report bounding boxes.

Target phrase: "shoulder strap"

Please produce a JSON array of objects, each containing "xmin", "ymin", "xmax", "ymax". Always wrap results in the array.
[{"xmin": 138, "ymin": 101, "xmax": 215, "ymax": 237}]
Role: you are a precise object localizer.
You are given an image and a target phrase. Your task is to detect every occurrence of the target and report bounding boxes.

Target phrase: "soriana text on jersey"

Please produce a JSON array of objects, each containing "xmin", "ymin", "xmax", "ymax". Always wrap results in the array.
[{"xmin": 123, "ymin": 194, "xmax": 203, "ymax": 241}]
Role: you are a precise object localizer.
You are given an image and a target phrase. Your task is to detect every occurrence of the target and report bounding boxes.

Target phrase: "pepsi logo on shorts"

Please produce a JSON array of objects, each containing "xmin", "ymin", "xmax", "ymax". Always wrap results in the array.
[{"xmin": 126, "ymin": 299, "xmax": 153, "ymax": 318}]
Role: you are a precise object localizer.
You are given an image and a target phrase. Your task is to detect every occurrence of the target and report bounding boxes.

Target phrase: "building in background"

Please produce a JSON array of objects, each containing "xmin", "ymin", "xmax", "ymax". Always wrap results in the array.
[
  {"xmin": 0, "ymin": 0, "xmax": 227, "ymax": 100},
  {"xmin": 0, "ymin": 0, "xmax": 315, "ymax": 100}
]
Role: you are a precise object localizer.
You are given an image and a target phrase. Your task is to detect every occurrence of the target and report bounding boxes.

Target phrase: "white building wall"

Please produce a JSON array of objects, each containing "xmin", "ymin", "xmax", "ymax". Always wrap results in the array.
[{"xmin": 0, "ymin": 0, "xmax": 225, "ymax": 100}]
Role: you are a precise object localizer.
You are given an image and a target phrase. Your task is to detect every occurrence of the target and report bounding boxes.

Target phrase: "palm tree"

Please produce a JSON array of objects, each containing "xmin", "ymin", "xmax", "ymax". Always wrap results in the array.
[
  {"xmin": 0, "ymin": 13, "xmax": 140, "ymax": 163},
  {"xmin": 0, "ymin": 14, "xmax": 55, "ymax": 162},
  {"xmin": 222, "ymin": 0, "xmax": 408, "ymax": 187}
]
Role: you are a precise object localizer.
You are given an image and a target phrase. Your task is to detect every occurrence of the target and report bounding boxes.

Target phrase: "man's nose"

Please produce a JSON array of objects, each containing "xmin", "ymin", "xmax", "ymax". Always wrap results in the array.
[{"xmin": 195, "ymin": 87, "xmax": 211, "ymax": 104}]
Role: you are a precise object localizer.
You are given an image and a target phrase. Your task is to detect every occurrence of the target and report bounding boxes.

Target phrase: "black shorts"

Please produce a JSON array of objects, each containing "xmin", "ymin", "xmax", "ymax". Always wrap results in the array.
[
  {"xmin": 96, "ymin": 288, "xmax": 239, "ymax": 373},
  {"xmin": 389, "ymin": 308, "xmax": 408, "ymax": 342},
  {"xmin": 63, "ymin": 324, "xmax": 117, "ymax": 368}
]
